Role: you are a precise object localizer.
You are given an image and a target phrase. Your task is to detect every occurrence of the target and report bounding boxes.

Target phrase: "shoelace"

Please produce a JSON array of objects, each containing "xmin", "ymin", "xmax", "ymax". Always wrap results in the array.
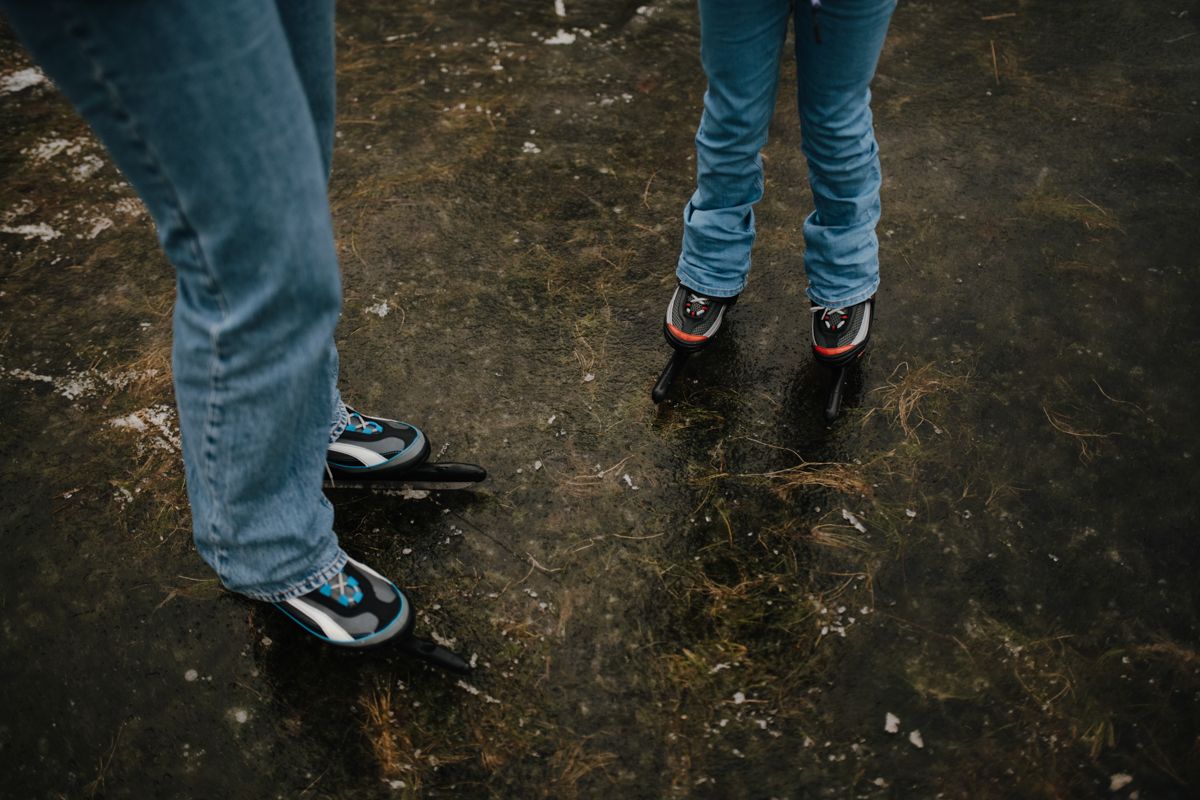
[
  {"xmin": 685, "ymin": 293, "xmax": 713, "ymax": 318},
  {"xmin": 811, "ymin": 305, "xmax": 849, "ymax": 330}
]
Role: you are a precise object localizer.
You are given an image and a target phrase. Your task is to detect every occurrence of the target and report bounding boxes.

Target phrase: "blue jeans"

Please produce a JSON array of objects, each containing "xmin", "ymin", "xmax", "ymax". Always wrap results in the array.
[
  {"xmin": 2, "ymin": 0, "xmax": 353, "ymax": 601},
  {"xmin": 677, "ymin": 0, "xmax": 896, "ymax": 306}
]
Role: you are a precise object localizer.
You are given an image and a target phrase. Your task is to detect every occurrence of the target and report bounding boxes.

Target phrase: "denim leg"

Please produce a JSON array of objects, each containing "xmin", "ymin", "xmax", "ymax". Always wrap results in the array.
[
  {"xmin": 274, "ymin": 0, "xmax": 348, "ymax": 442},
  {"xmin": 276, "ymin": 0, "xmax": 336, "ymax": 178},
  {"xmin": 678, "ymin": 0, "xmax": 791, "ymax": 299},
  {"xmin": 326, "ymin": 344, "xmax": 349, "ymax": 443},
  {"xmin": 794, "ymin": 0, "xmax": 896, "ymax": 307},
  {"xmin": 2, "ymin": 0, "xmax": 348, "ymax": 601}
]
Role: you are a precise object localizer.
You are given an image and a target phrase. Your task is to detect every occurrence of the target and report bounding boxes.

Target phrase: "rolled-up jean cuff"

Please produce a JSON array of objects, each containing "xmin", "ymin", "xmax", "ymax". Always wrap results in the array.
[
  {"xmin": 675, "ymin": 262, "xmax": 746, "ymax": 299},
  {"xmin": 238, "ymin": 542, "xmax": 348, "ymax": 602},
  {"xmin": 807, "ymin": 277, "xmax": 879, "ymax": 309}
]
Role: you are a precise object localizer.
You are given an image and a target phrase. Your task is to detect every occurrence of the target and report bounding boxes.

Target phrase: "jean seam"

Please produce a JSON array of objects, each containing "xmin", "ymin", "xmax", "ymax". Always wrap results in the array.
[{"xmin": 60, "ymin": 6, "xmax": 235, "ymax": 573}]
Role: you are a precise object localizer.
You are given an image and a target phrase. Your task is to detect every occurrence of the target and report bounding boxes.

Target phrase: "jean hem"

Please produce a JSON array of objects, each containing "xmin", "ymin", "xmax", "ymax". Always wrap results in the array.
[
  {"xmin": 675, "ymin": 261, "xmax": 746, "ymax": 299},
  {"xmin": 239, "ymin": 543, "xmax": 348, "ymax": 603},
  {"xmin": 806, "ymin": 278, "xmax": 879, "ymax": 309}
]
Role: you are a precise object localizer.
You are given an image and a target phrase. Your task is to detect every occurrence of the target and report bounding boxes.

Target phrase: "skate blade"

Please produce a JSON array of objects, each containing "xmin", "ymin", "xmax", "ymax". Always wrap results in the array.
[
  {"xmin": 324, "ymin": 462, "xmax": 486, "ymax": 492},
  {"xmin": 824, "ymin": 367, "xmax": 849, "ymax": 422},
  {"xmin": 400, "ymin": 636, "xmax": 473, "ymax": 674},
  {"xmin": 652, "ymin": 349, "xmax": 690, "ymax": 404},
  {"xmin": 323, "ymin": 480, "xmax": 479, "ymax": 492}
]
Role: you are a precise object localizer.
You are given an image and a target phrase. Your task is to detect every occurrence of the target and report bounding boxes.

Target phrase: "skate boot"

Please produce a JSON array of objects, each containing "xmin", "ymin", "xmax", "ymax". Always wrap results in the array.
[
  {"xmin": 325, "ymin": 407, "xmax": 486, "ymax": 491},
  {"xmin": 274, "ymin": 557, "xmax": 412, "ymax": 648},
  {"xmin": 327, "ymin": 408, "xmax": 430, "ymax": 476},
  {"xmin": 273, "ymin": 556, "xmax": 471, "ymax": 671},
  {"xmin": 664, "ymin": 282, "xmax": 738, "ymax": 352},
  {"xmin": 653, "ymin": 283, "xmax": 739, "ymax": 402},
  {"xmin": 811, "ymin": 296, "xmax": 874, "ymax": 420}
]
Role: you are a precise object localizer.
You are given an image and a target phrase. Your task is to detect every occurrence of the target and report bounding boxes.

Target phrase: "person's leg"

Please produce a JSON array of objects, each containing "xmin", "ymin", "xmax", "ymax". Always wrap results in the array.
[
  {"xmin": 275, "ymin": 0, "xmax": 336, "ymax": 179},
  {"xmin": 794, "ymin": 0, "xmax": 896, "ymax": 307},
  {"xmin": 2, "ymin": 0, "xmax": 346, "ymax": 600},
  {"xmin": 272, "ymin": 0, "xmax": 350, "ymax": 442},
  {"xmin": 677, "ymin": 0, "xmax": 792, "ymax": 299},
  {"xmin": 271, "ymin": 2, "xmax": 430, "ymax": 474}
]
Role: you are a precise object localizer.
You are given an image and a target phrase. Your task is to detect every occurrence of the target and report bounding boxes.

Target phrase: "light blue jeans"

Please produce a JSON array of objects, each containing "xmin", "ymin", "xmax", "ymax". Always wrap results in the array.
[
  {"xmin": 3, "ymin": 0, "xmax": 353, "ymax": 601},
  {"xmin": 678, "ymin": 0, "xmax": 896, "ymax": 307}
]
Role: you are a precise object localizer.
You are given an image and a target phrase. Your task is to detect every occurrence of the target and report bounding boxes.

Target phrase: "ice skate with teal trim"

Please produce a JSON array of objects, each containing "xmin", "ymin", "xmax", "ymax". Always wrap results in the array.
[
  {"xmin": 273, "ymin": 556, "xmax": 471, "ymax": 672},
  {"xmin": 324, "ymin": 407, "xmax": 487, "ymax": 491}
]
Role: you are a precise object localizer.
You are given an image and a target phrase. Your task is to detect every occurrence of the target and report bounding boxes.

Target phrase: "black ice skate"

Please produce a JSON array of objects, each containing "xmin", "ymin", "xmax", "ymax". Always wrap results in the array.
[
  {"xmin": 652, "ymin": 283, "xmax": 738, "ymax": 403},
  {"xmin": 811, "ymin": 296, "xmax": 873, "ymax": 421},
  {"xmin": 324, "ymin": 407, "xmax": 486, "ymax": 491},
  {"xmin": 273, "ymin": 556, "xmax": 471, "ymax": 672}
]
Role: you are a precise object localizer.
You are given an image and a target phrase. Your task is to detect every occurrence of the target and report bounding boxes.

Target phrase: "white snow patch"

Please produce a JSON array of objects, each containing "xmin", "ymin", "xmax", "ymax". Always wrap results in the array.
[
  {"xmin": 842, "ymin": 508, "xmax": 867, "ymax": 533},
  {"xmin": 522, "ymin": 141, "xmax": 542, "ymax": 154},
  {"xmin": 0, "ymin": 67, "xmax": 47, "ymax": 94},
  {"xmin": 184, "ymin": 669, "xmax": 199, "ymax": 682},
  {"xmin": 1109, "ymin": 774, "xmax": 1133, "ymax": 792},
  {"xmin": 23, "ymin": 137, "xmax": 84, "ymax": 162},
  {"xmin": 622, "ymin": 473, "xmax": 639, "ymax": 490},
  {"xmin": 455, "ymin": 680, "xmax": 501, "ymax": 704},
  {"xmin": 365, "ymin": 299, "xmax": 390, "ymax": 317},
  {"xmin": 113, "ymin": 197, "xmax": 145, "ymax": 217},
  {"xmin": 8, "ymin": 367, "xmax": 97, "ymax": 400},
  {"xmin": 70, "ymin": 154, "xmax": 106, "ymax": 181},
  {"xmin": 109, "ymin": 404, "xmax": 181, "ymax": 451},
  {"xmin": 905, "ymin": 508, "xmax": 917, "ymax": 518},
  {"xmin": 908, "ymin": 729, "xmax": 925, "ymax": 748},
  {"xmin": 6, "ymin": 368, "xmax": 54, "ymax": 385},
  {"xmin": 0, "ymin": 223, "xmax": 61, "ymax": 241},
  {"xmin": 544, "ymin": 30, "xmax": 577, "ymax": 45},
  {"xmin": 430, "ymin": 629, "xmax": 458, "ymax": 649},
  {"xmin": 86, "ymin": 217, "xmax": 114, "ymax": 239},
  {"xmin": 884, "ymin": 712, "xmax": 900, "ymax": 733},
  {"xmin": 554, "ymin": 0, "xmax": 567, "ymax": 17},
  {"xmin": 732, "ymin": 691, "xmax": 746, "ymax": 705},
  {"xmin": 582, "ymin": 372, "xmax": 595, "ymax": 382}
]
